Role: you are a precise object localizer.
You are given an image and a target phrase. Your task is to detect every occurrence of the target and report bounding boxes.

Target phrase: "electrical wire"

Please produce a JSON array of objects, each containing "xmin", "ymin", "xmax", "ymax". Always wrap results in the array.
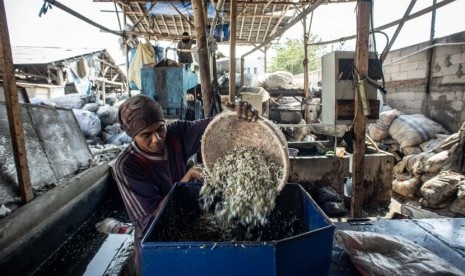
[{"xmin": 370, "ymin": 1, "xmax": 386, "ymax": 92}]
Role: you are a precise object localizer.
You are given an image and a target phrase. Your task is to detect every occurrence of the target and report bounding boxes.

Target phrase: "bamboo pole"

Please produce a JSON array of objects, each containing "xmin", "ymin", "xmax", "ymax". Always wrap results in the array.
[
  {"xmin": 192, "ymin": 0, "xmax": 212, "ymax": 114},
  {"xmin": 242, "ymin": 0, "xmax": 324, "ymax": 58},
  {"xmin": 351, "ymin": 0, "xmax": 371, "ymax": 218},
  {"xmin": 303, "ymin": 16, "xmax": 309, "ymax": 99},
  {"xmin": 0, "ymin": 0, "xmax": 33, "ymax": 203},
  {"xmin": 123, "ymin": 4, "xmax": 130, "ymax": 96},
  {"xmin": 229, "ymin": 0, "xmax": 237, "ymax": 102}
]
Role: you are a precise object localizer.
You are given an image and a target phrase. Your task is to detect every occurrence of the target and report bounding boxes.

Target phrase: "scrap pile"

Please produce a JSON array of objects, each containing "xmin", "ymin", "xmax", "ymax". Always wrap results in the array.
[{"xmin": 369, "ymin": 107, "xmax": 465, "ymax": 216}]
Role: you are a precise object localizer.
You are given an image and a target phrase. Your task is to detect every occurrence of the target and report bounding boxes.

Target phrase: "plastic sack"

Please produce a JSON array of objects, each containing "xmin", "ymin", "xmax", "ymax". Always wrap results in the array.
[
  {"xmin": 425, "ymin": 150, "xmax": 449, "ymax": 173},
  {"xmin": 335, "ymin": 230, "xmax": 465, "ymax": 276},
  {"xmin": 102, "ymin": 123, "xmax": 132, "ymax": 145},
  {"xmin": 96, "ymin": 105, "xmax": 118, "ymax": 126},
  {"xmin": 368, "ymin": 109, "xmax": 402, "ymax": 142},
  {"xmin": 450, "ymin": 182, "xmax": 465, "ymax": 215},
  {"xmin": 389, "ymin": 114, "xmax": 448, "ymax": 149},
  {"xmin": 420, "ymin": 170, "xmax": 465, "ymax": 207},
  {"xmin": 49, "ymin": 94, "xmax": 86, "ymax": 109},
  {"xmin": 264, "ymin": 71, "xmax": 294, "ymax": 89},
  {"xmin": 72, "ymin": 109, "xmax": 102, "ymax": 137},
  {"xmin": 392, "ymin": 177, "xmax": 421, "ymax": 198},
  {"xmin": 95, "ymin": 218, "xmax": 134, "ymax": 234}
]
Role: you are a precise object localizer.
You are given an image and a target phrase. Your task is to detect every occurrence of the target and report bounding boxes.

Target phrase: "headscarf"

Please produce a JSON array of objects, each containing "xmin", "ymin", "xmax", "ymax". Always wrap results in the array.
[{"xmin": 118, "ymin": 95, "xmax": 164, "ymax": 138}]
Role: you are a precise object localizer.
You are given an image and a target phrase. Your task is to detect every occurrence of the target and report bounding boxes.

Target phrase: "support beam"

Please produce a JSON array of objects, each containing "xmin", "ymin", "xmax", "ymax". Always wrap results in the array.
[
  {"xmin": 424, "ymin": 0, "xmax": 437, "ymax": 117},
  {"xmin": 310, "ymin": 0, "xmax": 455, "ymax": 46},
  {"xmin": 170, "ymin": 2, "xmax": 195, "ymax": 29},
  {"xmin": 210, "ymin": 0, "xmax": 226, "ymax": 37},
  {"xmin": 302, "ymin": 16, "xmax": 309, "ymax": 99},
  {"xmin": 193, "ymin": 0, "xmax": 213, "ymax": 114},
  {"xmin": 229, "ymin": 0, "xmax": 237, "ymax": 102},
  {"xmin": 123, "ymin": 4, "xmax": 130, "ymax": 96},
  {"xmin": 44, "ymin": 0, "xmax": 121, "ymax": 36},
  {"xmin": 133, "ymin": 1, "xmax": 156, "ymax": 29},
  {"xmin": 0, "ymin": 0, "xmax": 33, "ymax": 203},
  {"xmin": 351, "ymin": 0, "xmax": 371, "ymax": 218},
  {"xmin": 380, "ymin": 0, "xmax": 417, "ymax": 62}
]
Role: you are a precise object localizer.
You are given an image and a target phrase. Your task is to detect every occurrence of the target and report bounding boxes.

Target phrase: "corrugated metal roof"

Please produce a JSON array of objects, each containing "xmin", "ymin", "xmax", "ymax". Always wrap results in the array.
[{"xmin": 12, "ymin": 46, "xmax": 105, "ymax": 65}]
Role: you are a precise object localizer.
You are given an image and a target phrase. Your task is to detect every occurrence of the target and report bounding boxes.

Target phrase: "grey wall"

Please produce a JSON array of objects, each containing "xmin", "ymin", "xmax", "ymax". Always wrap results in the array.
[{"xmin": 383, "ymin": 31, "xmax": 465, "ymax": 133}]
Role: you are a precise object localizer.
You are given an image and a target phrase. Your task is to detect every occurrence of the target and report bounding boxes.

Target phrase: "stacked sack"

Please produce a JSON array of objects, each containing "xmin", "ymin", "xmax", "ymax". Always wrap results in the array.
[
  {"xmin": 31, "ymin": 93, "xmax": 132, "ymax": 146},
  {"xmin": 368, "ymin": 107, "xmax": 465, "ymax": 216}
]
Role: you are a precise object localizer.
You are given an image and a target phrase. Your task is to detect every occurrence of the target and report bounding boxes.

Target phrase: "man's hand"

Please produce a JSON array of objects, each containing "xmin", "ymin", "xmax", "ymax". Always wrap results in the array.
[
  {"xmin": 180, "ymin": 166, "xmax": 204, "ymax": 183},
  {"xmin": 225, "ymin": 101, "xmax": 259, "ymax": 122}
]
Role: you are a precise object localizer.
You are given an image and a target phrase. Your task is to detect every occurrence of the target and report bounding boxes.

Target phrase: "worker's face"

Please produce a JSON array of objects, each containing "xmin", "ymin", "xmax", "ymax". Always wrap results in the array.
[{"xmin": 133, "ymin": 121, "xmax": 167, "ymax": 154}]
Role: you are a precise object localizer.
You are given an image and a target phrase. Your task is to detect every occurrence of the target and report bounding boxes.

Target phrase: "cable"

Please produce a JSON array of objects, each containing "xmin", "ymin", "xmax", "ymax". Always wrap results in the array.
[{"xmin": 370, "ymin": 2, "xmax": 386, "ymax": 92}]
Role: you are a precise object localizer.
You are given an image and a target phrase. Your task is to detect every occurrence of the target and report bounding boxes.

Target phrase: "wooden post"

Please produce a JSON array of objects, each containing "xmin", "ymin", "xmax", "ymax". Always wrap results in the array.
[
  {"xmin": 240, "ymin": 57, "xmax": 245, "ymax": 88},
  {"xmin": 424, "ymin": 0, "xmax": 437, "ymax": 117},
  {"xmin": 123, "ymin": 4, "xmax": 130, "ymax": 96},
  {"xmin": 0, "ymin": 0, "xmax": 33, "ymax": 203},
  {"xmin": 351, "ymin": 0, "xmax": 371, "ymax": 218},
  {"xmin": 102, "ymin": 80, "xmax": 106, "ymax": 105},
  {"xmin": 264, "ymin": 45, "xmax": 268, "ymax": 73},
  {"xmin": 303, "ymin": 17, "xmax": 310, "ymax": 99},
  {"xmin": 229, "ymin": 0, "xmax": 237, "ymax": 102},
  {"xmin": 193, "ymin": 0, "xmax": 212, "ymax": 113}
]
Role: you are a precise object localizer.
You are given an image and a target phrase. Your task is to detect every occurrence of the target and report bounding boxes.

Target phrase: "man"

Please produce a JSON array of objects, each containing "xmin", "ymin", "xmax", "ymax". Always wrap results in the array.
[
  {"xmin": 112, "ymin": 95, "xmax": 257, "ymax": 275},
  {"xmin": 177, "ymin": 32, "xmax": 195, "ymax": 64}
]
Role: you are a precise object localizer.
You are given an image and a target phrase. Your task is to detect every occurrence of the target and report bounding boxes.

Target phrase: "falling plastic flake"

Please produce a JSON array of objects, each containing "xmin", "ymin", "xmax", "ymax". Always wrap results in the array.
[{"xmin": 200, "ymin": 147, "xmax": 283, "ymax": 231}]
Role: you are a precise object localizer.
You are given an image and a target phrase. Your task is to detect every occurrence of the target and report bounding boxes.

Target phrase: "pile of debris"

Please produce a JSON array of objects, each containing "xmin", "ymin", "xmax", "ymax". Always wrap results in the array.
[
  {"xmin": 369, "ymin": 108, "xmax": 465, "ymax": 216},
  {"xmin": 30, "ymin": 93, "xmax": 132, "ymax": 162}
]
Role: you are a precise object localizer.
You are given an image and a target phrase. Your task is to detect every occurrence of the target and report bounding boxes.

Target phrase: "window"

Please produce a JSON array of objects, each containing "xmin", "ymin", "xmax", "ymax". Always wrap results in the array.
[{"xmin": 253, "ymin": 67, "xmax": 258, "ymax": 74}]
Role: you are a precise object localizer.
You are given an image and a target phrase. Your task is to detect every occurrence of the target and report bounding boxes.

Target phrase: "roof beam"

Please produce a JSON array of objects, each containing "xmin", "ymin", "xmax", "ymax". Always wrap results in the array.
[
  {"xmin": 170, "ymin": 2, "xmax": 195, "ymax": 29},
  {"xmin": 309, "ymin": 0, "xmax": 456, "ymax": 46},
  {"xmin": 243, "ymin": 0, "xmax": 324, "ymax": 57},
  {"xmin": 247, "ymin": 5, "xmax": 257, "ymax": 42},
  {"xmin": 263, "ymin": 5, "xmax": 275, "ymax": 41},
  {"xmin": 133, "ymin": 1, "xmax": 156, "ymax": 29}
]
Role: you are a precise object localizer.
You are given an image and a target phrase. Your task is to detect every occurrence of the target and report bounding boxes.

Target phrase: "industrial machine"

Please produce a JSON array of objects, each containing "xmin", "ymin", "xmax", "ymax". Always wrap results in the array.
[
  {"xmin": 320, "ymin": 51, "xmax": 382, "ymax": 125},
  {"xmin": 140, "ymin": 63, "xmax": 202, "ymax": 120}
]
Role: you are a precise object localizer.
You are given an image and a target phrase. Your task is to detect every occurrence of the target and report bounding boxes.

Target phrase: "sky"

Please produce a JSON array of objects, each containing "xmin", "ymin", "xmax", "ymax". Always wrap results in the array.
[{"xmin": 4, "ymin": 0, "xmax": 465, "ymax": 64}]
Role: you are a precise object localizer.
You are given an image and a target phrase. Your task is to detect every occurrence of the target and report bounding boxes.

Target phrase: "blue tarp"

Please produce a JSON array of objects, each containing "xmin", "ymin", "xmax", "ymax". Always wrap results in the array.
[{"xmin": 145, "ymin": 1, "xmax": 216, "ymax": 18}]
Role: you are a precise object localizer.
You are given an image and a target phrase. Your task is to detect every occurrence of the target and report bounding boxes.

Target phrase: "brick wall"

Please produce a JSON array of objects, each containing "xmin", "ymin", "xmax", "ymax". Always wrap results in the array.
[{"xmin": 383, "ymin": 31, "xmax": 465, "ymax": 132}]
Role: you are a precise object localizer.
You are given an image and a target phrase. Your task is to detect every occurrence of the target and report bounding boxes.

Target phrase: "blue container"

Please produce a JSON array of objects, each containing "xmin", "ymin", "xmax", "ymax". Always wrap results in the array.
[
  {"xmin": 142, "ymin": 183, "xmax": 335, "ymax": 276},
  {"xmin": 140, "ymin": 67, "xmax": 198, "ymax": 119}
]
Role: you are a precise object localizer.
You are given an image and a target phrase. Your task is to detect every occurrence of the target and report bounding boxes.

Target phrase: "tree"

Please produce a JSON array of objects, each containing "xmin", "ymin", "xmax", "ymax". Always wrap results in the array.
[{"xmin": 269, "ymin": 37, "xmax": 320, "ymax": 75}]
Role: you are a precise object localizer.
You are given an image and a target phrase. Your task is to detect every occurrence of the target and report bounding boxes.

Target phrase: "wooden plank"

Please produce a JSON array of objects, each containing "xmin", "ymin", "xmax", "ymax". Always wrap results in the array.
[
  {"xmin": 336, "ymin": 100, "xmax": 379, "ymax": 120},
  {"xmin": 351, "ymin": 0, "xmax": 371, "ymax": 218},
  {"xmin": 229, "ymin": 0, "xmax": 237, "ymax": 101},
  {"xmin": 0, "ymin": 0, "xmax": 33, "ymax": 203},
  {"xmin": 133, "ymin": 0, "xmax": 156, "ymax": 29}
]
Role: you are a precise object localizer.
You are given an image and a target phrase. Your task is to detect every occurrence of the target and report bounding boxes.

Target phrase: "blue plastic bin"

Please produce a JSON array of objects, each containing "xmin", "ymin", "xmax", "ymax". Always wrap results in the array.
[{"xmin": 141, "ymin": 183, "xmax": 335, "ymax": 276}]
